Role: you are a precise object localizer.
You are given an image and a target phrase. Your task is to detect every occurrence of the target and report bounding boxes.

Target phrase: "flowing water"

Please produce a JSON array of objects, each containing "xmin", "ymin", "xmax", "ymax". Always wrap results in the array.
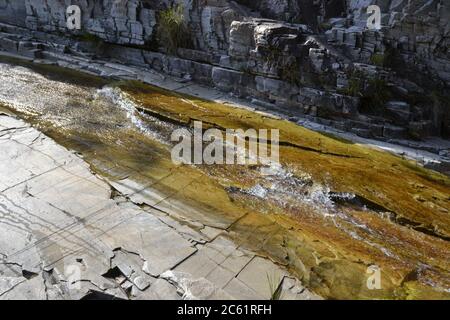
[{"xmin": 0, "ymin": 57, "xmax": 449, "ymax": 299}]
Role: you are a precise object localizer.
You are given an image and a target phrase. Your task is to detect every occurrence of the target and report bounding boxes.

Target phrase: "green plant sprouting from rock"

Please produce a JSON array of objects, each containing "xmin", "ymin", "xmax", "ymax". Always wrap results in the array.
[
  {"xmin": 340, "ymin": 71, "xmax": 392, "ymax": 114},
  {"xmin": 370, "ymin": 53, "xmax": 386, "ymax": 67},
  {"xmin": 370, "ymin": 48, "xmax": 396, "ymax": 68},
  {"xmin": 360, "ymin": 78, "xmax": 392, "ymax": 114},
  {"xmin": 157, "ymin": 4, "xmax": 191, "ymax": 55}
]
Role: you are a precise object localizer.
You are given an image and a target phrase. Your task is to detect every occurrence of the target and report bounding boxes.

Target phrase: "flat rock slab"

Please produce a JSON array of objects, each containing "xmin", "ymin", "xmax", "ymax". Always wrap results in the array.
[{"xmin": 0, "ymin": 115, "xmax": 318, "ymax": 300}]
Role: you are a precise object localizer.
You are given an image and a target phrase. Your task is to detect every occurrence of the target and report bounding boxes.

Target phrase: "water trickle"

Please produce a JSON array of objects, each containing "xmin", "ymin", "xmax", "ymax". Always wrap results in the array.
[
  {"xmin": 1, "ymin": 59, "xmax": 449, "ymax": 299},
  {"xmin": 95, "ymin": 86, "xmax": 174, "ymax": 146}
]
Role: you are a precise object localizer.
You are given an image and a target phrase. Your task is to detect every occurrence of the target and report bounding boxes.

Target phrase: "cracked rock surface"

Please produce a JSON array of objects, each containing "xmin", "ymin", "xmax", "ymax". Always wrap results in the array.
[
  {"xmin": 0, "ymin": 114, "xmax": 318, "ymax": 300},
  {"xmin": 0, "ymin": 60, "xmax": 449, "ymax": 299}
]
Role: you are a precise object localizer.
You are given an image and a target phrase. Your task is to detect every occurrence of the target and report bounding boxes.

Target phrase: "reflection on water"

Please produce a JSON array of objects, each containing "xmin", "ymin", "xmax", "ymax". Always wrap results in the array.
[{"xmin": 0, "ymin": 60, "xmax": 449, "ymax": 299}]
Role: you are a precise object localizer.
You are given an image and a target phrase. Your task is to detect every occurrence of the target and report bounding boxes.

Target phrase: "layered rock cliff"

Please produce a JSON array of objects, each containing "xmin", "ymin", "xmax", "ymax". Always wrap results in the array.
[{"xmin": 0, "ymin": 0, "xmax": 449, "ymax": 141}]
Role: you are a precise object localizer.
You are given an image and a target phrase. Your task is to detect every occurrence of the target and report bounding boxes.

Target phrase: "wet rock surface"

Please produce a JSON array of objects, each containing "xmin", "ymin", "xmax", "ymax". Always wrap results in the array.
[
  {"xmin": 0, "ymin": 113, "xmax": 317, "ymax": 300},
  {"xmin": 0, "ymin": 0, "xmax": 449, "ymax": 302},
  {"xmin": 0, "ymin": 61, "xmax": 449, "ymax": 299}
]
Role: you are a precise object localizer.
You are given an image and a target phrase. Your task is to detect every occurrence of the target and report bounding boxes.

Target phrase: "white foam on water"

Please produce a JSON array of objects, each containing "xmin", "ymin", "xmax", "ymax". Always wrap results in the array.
[
  {"xmin": 96, "ymin": 86, "xmax": 171, "ymax": 145},
  {"xmin": 247, "ymin": 184, "xmax": 268, "ymax": 198},
  {"xmin": 243, "ymin": 163, "xmax": 401, "ymax": 259}
]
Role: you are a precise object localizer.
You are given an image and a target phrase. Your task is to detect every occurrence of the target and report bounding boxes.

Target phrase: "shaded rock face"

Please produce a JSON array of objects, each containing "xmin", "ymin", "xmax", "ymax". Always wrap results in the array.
[
  {"xmin": 337, "ymin": 0, "xmax": 450, "ymax": 136},
  {"xmin": 19, "ymin": 0, "xmax": 252, "ymax": 53},
  {"xmin": 346, "ymin": 0, "xmax": 449, "ymax": 67},
  {"xmin": 0, "ymin": 0, "xmax": 27, "ymax": 26},
  {"xmin": 234, "ymin": 0, "xmax": 346, "ymax": 26},
  {"xmin": 0, "ymin": 0, "xmax": 448, "ymax": 139},
  {"xmin": 228, "ymin": 19, "xmax": 311, "ymax": 74},
  {"xmin": 23, "ymin": 0, "xmax": 157, "ymax": 45}
]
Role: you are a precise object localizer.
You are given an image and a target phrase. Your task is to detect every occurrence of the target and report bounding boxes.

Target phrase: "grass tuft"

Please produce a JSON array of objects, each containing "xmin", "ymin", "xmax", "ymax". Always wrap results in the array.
[{"xmin": 157, "ymin": 4, "xmax": 191, "ymax": 55}]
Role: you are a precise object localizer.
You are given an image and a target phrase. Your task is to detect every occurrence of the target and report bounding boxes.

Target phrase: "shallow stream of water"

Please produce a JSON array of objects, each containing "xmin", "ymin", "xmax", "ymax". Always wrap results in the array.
[{"xmin": 0, "ymin": 58, "xmax": 449, "ymax": 299}]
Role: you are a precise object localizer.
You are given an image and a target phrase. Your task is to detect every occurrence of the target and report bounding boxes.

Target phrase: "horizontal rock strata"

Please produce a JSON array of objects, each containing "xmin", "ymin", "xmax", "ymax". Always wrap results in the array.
[{"xmin": 0, "ymin": 0, "xmax": 448, "ymax": 142}]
